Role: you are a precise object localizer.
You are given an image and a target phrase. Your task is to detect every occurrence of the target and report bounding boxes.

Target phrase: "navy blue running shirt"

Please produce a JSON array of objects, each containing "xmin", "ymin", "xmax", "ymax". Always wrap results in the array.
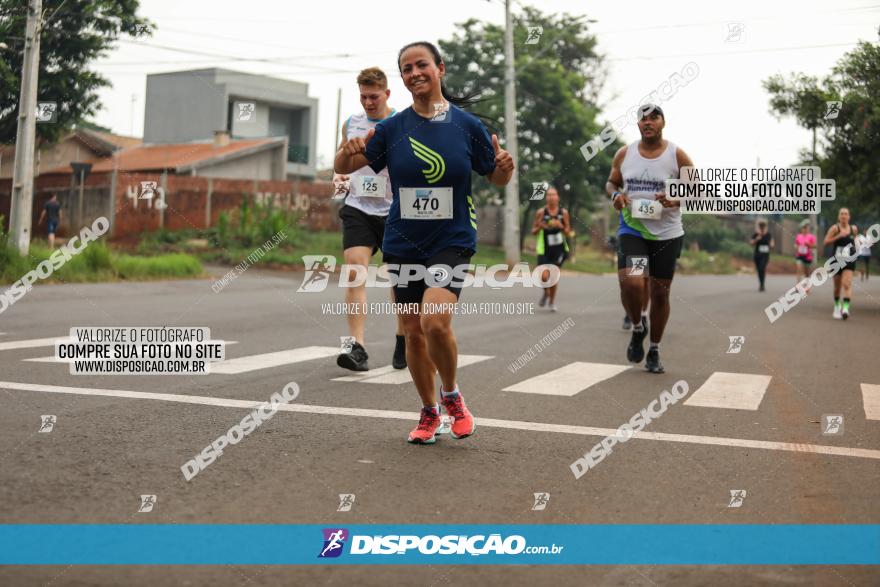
[{"xmin": 364, "ymin": 105, "xmax": 496, "ymax": 258}]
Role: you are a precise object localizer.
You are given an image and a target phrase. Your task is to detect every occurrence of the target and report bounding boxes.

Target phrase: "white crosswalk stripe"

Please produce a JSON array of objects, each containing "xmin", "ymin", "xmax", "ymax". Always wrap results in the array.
[
  {"xmin": 503, "ymin": 362, "xmax": 630, "ymax": 396},
  {"xmin": 0, "ymin": 337, "xmax": 69, "ymax": 352},
  {"xmin": 333, "ymin": 354, "xmax": 494, "ymax": 385},
  {"xmin": 684, "ymin": 372, "xmax": 772, "ymax": 411},
  {"xmin": 860, "ymin": 384, "xmax": 880, "ymax": 420},
  {"xmin": 211, "ymin": 346, "xmax": 339, "ymax": 374}
]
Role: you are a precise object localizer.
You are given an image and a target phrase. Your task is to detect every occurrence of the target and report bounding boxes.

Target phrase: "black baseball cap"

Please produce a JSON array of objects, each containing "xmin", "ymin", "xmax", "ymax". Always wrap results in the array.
[{"xmin": 638, "ymin": 104, "xmax": 664, "ymax": 120}]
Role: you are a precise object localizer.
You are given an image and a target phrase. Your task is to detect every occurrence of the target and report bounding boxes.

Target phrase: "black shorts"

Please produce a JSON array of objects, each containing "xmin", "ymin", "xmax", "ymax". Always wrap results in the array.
[
  {"xmin": 838, "ymin": 260, "xmax": 858, "ymax": 272},
  {"xmin": 384, "ymin": 247, "xmax": 474, "ymax": 305},
  {"xmin": 339, "ymin": 204, "xmax": 386, "ymax": 255},
  {"xmin": 617, "ymin": 234, "xmax": 683, "ymax": 280},
  {"xmin": 796, "ymin": 256, "xmax": 812, "ymax": 267},
  {"xmin": 538, "ymin": 245, "xmax": 567, "ymax": 268}
]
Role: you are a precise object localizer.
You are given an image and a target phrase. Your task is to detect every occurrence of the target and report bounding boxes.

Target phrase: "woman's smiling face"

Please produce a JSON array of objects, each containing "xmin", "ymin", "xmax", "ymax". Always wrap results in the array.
[{"xmin": 399, "ymin": 45, "xmax": 444, "ymax": 100}]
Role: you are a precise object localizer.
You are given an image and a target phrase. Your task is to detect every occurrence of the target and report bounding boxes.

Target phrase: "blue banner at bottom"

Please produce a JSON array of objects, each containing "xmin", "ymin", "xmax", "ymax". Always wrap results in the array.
[{"xmin": 0, "ymin": 525, "xmax": 878, "ymax": 565}]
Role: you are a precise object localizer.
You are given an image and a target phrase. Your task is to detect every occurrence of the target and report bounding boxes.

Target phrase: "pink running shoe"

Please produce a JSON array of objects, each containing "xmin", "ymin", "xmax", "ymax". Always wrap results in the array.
[
  {"xmin": 441, "ymin": 393, "xmax": 475, "ymax": 439},
  {"xmin": 407, "ymin": 407, "xmax": 442, "ymax": 444}
]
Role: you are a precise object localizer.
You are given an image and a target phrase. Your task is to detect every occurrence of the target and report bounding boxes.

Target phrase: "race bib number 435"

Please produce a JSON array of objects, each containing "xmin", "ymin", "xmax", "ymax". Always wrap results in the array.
[
  {"xmin": 632, "ymin": 199, "xmax": 662, "ymax": 220},
  {"xmin": 400, "ymin": 187, "xmax": 453, "ymax": 219}
]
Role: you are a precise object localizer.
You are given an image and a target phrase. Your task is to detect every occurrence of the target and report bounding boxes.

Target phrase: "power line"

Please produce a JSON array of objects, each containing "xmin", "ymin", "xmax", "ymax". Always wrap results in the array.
[{"xmin": 607, "ymin": 41, "xmax": 861, "ymax": 62}]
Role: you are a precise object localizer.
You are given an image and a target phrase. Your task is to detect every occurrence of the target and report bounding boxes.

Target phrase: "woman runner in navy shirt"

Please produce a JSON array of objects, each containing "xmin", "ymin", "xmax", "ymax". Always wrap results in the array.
[{"xmin": 335, "ymin": 41, "xmax": 514, "ymax": 444}]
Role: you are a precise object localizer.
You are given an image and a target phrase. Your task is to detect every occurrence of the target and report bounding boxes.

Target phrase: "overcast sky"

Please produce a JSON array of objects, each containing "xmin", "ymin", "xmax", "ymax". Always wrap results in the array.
[{"xmin": 91, "ymin": 0, "xmax": 879, "ymax": 171}]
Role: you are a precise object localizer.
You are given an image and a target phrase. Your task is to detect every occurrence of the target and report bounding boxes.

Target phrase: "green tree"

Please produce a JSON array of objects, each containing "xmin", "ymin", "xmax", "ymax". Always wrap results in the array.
[
  {"xmin": 763, "ymin": 31, "xmax": 880, "ymax": 219},
  {"xmin": 438, "ymin": 6, "xmax": 618, "ymax": 246},
  {"xmin": 0, "ymin": 0, "xmax": 153, "ymax": 144}
]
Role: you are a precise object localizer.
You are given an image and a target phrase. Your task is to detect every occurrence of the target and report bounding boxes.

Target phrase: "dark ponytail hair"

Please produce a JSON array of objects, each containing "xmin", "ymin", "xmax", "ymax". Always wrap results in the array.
[{"xmin": 397, "ymin": 41, "xmax": 482, "ymax": 111}]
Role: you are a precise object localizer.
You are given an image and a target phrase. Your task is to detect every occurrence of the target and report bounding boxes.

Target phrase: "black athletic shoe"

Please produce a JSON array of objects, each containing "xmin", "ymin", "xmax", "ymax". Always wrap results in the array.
[
  {"xmin": 392, "ymin": 335, "xmax": 407, "ymax": 370},
  {"xmin": 627, "ymin": 327, "xmax": 648, "ymax": 363},
  {"xmin": 622, "ymin": 315, "xmax": 632, "ymax": 330},
  {"xmin": 645, "ymin": 348, "xmax": 665, "ymax": 373},
  {"xmin": 337, "ymin": 341, "xmax": 369, "ymax": 371}
]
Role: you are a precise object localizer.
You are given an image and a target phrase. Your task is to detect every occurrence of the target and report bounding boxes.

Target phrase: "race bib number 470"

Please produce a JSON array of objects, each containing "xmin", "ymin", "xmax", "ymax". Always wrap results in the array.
[{"xmin": 400, "ymin": 187, "xmax": 453, "ymax": 219}]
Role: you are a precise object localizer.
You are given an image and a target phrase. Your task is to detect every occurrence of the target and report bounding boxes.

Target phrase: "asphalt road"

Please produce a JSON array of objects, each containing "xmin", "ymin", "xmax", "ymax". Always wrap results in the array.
[{"xmin": 1, "ymin": 266, "xmax": 878, "ymax": 586}]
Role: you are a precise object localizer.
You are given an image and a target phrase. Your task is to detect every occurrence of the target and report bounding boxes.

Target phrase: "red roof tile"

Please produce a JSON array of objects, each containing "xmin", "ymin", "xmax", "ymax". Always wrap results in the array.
[{"xmin": 40, "ymin": 138, "xmax": 280, "ymax": 175}]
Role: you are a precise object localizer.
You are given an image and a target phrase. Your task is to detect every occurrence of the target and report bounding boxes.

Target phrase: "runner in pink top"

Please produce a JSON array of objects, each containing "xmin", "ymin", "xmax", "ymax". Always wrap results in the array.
[{"xmin": 794, "ymin": 220, "xmax": 817, "ymax": 293}]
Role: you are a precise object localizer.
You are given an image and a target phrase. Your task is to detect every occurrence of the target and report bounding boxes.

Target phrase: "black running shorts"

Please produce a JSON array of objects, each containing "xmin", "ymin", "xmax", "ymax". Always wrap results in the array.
[
  {"xmin": 383, "ymin": 247, "xmax": 474, "ymax": 305},
  {"xmin": 617, "ymin": 234, "xmax": 684, "ymax": 280},
  {"xmin": 339, "ymin": 204, "xmax": 386, "ymax": 255}
]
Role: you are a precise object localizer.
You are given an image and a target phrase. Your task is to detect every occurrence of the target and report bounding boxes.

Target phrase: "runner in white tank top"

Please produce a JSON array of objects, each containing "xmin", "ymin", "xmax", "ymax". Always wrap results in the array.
[
  {"xmin": 343, "ymin": 111, "xmax": 394, "ymax": 217},
  {"xmin": 606, "ymin": 104, "xmax": 695, "ymax": 374},
  {"xmin": 334, "ymin": 67, "xmax": 408, "ymax": 374}
]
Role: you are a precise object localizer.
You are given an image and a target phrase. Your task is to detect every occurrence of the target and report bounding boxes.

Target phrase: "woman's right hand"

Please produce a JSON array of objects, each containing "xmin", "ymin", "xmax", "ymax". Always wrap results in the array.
[
  {"xmin": 340, "ymin": 128, "xmax": 374, "ymax": 156},
  {"xmin": 612, "ymin": 192, "xmax": 631, "ymax": 211}
]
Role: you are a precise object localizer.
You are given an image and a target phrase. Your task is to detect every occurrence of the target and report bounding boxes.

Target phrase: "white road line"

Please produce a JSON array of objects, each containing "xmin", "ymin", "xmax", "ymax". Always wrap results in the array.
[
  {"xmin": 24, "ymin": 341, "xmax": 239, "ymax": 363},
  {"xmin": 2, "ymin": 380, "xmax": 878, "ymax": 461},
  {"xmin": 684, "ymin": 372, "xmax": 772, "ymax": 411},
  {"xmin": 332, "ymin": 364, "xmax": 399, "ymax": 382},
  {"xmin": 0, "ymin": 337, "xmax": 69, "ymax": 352},
  {"xmin": 210, "ymin": 346, "xmax": 339, "ymax": 374},
  {"xmin": 861, "ymin": 383, "xmax": 880, "ymax": 420},
  {"xmin": 333, "ymin": 355, "xmax": 494, "ymax": 385},
  {"xmin": 503, "ymin": 362, "xmax": 630, "ymax": 396}
]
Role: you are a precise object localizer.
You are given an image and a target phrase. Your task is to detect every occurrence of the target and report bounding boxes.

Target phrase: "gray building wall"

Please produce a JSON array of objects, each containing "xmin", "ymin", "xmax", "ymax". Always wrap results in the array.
[
  {"xmin": 143, "ymin": 71, "xmax": 227, "ymax": 144},
  {"xmin": 193, "ymin": 150, "xmax": 274, "ymax": 181},
  {"xmin": 143, "ymin": 68, "xmax": 318, "ymax": 178}
]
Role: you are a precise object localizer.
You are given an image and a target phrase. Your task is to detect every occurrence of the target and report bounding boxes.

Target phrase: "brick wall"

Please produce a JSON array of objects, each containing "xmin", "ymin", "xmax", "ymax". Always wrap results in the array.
[{"xmin": 1, "ymin": 173, "xmax": 340, "ymax": 238}]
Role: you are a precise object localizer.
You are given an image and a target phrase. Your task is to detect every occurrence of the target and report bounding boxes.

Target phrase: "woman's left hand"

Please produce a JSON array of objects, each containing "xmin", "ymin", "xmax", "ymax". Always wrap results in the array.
[{"xmin": 492, "ymin": 134, "xmax": 515, "ymax": 173}]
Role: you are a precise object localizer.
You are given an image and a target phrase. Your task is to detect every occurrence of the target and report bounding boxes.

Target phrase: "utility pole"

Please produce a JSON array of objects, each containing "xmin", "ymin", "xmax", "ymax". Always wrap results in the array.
[
  {"xmin": 334, "ymin": 88, "xmax": 342, "ymax": 158},
  {"xmin": 502, "ymin": 0, "xmax": 520, "ymax": 265},
  {"xmin": 9, "ymin": 0, "xmax": 43, "ymax": 256}
]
